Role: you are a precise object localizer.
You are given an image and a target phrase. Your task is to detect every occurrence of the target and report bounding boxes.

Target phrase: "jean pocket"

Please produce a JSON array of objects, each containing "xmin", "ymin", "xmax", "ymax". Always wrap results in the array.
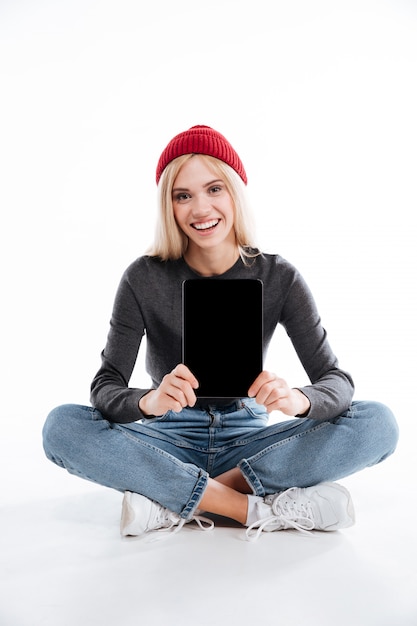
[
  {"xmin": 241, "ymin": 399, "xmax": 269, "ymax": 420},
  {"xmin": 141, "ymin": 409, "xmax": 174, "ymax": 425}
]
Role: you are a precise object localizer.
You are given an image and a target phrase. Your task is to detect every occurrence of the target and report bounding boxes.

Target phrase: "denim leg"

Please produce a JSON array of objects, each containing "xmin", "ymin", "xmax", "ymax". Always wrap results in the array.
[
  {"xmin": 238, "ymin": 401, "xmax": 399, "ymax": 496},
  {"xmin": 42, "ymin": 404, "xmax": 209, "ymax": 519}
]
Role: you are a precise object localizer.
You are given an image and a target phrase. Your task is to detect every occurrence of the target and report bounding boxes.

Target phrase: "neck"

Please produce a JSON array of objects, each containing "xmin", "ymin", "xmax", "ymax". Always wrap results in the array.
[{"xmin": 184, "ymin": 245, "xmax": 240, "ymax": 276}]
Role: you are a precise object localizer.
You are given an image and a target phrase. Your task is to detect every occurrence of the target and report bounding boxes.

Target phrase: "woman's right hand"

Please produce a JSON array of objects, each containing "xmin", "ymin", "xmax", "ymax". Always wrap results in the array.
[{"xmin": 139, "ymin": 364, "xmax": 199, "ymax": 416}]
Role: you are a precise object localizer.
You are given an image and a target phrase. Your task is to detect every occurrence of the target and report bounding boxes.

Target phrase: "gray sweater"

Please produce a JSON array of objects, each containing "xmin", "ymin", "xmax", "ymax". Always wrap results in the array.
[{"xmin": 90, "ymin": 253, "xmax": 354, "ymax": 423}]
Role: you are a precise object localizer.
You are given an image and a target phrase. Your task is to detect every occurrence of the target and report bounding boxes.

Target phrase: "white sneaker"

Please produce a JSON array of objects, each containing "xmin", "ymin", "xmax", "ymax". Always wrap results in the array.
[
  {"xmin": 246, "ymin": 482, "xmax": 355, "ymax": 541},
  {"xmin": 120, "ymin": 491, "xmax": 214, "ymax": 537}
]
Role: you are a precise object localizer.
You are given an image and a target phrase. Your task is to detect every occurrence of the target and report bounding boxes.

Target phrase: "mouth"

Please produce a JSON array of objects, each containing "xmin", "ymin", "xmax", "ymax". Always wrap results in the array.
[{"xmin": 191, "ymin": 219, "xmax": 220, "ymax": 232}]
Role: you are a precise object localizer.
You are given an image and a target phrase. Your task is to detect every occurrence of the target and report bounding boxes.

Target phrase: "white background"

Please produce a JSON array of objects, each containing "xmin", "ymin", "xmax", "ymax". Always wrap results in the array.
[
  {"xmin": 1, "ymin": 2, "xmax": 417, "ymax": 624},
  {"xmin": 1, "ymin": 0, "xmax": 416, "ymax": 436}
]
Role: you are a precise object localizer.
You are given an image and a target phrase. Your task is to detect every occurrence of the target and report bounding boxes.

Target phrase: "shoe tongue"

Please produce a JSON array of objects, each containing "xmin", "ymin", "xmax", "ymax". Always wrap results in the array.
[
  {"xmin": 160, "ymin": 511, "xmax": 179, "ymax": 529},
  {"xmin": 272, "ymin": 491, "xmax": 312, "ymax": 526},
  {"xmin": 152, "ymin": 508, "xmax": 177, "ymax": 530}
]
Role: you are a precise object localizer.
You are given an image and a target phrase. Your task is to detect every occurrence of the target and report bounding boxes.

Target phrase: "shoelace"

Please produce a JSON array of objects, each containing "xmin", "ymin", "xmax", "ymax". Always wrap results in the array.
[
  {"xmin": 192, "ymin": 514, "xmax": 215, "ymax": 531},
  {"xmin": 146, "ymin": 511, "xmax": 214, "ymax": 543},
  {"xmin": 246, "ymin": 488, "xmax": 315, "ymax": 542}
]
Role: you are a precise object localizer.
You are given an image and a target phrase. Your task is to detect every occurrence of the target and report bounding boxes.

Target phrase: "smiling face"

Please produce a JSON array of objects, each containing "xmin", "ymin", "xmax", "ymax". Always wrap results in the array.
[{"xmin": 172, "ymin": 155, "xmax": 237, "ymax": 262}]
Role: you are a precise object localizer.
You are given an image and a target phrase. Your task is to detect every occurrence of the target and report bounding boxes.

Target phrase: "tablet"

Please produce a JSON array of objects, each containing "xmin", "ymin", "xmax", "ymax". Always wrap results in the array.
[{"xmin": 182, "ymin": 278, "xmax": 263, "ymax": 398}]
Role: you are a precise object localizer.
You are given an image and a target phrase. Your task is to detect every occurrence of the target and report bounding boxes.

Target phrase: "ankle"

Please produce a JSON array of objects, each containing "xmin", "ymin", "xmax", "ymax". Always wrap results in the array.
[{"xmin": 199, "ymin": 479, "xmax": 249, "ymax": 524}]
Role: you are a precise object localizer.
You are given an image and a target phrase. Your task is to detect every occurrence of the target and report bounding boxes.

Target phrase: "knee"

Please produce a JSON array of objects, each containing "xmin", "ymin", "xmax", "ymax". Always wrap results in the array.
[
  {"xmin": 352, "ymin": 400, "xmax": 399, "ymax": 460},
  {"xmin": 42, "ymin": 404, "xmax": 90, "ymax": 462}
]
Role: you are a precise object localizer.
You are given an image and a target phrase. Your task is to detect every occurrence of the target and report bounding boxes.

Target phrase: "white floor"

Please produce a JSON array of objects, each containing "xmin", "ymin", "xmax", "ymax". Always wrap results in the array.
[{"xmin": 1, "ymin": 413, "xmax": 415, "ymax": 626}]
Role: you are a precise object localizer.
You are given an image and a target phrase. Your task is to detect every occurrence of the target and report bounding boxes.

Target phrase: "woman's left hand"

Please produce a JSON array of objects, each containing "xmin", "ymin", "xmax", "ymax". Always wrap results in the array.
[{"xmin": 248, "ymin": 371, "xmax": 310, "ymax": 416}]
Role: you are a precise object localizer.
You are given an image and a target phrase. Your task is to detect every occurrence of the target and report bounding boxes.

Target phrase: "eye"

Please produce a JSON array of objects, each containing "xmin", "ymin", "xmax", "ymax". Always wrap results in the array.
[
  {"xmin": 209, "ymin": 185, "xmax": 222, "ymax": 194},
  {"xmin": 173, "ymin": 192, "xmax": 191, "ymax": 202}
]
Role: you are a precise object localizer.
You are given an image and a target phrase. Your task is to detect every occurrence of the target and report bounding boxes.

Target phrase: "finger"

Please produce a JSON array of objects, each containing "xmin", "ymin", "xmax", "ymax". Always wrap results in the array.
[
  {"xmin": 174, "ymin": 364, "xmax": 199, "ymax": 389},
  {"xmin": 169, "ymin": 399, "xmax": 186, "ymax": 413},
  {"xmin": 176, "ymin": 382, "xmax": 197, "ymax": 408},
  {"xmin": 256, "ymin": 376, "xmax": 291, "ymax": 408},
  {"xmin": 248, "ymin": 371, "xmax": 277, "ymax": 398},
  {"xmin": 248, "ymin": 371, "xmax": 274, "ymax": 397},
  {"xmin": 255, "ymin": 381, "xmax": 282, "ymax": 407},
  {"xmin": 167, "ymin": 376, "xmax": 197, "ymax": 408}
]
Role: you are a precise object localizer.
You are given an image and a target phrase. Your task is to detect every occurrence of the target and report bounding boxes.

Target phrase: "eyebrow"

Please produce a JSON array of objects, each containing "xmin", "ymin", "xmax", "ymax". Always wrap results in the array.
[{"xmin": 172, "ymin": 179, "xmax": 224, "ymax": 193}]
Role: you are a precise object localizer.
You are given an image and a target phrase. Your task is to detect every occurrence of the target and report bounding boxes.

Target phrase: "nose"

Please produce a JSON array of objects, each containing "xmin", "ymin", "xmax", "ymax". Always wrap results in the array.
[{"xmin": 191, "ymin": 193, "xmax": 211, "ymax": 218}]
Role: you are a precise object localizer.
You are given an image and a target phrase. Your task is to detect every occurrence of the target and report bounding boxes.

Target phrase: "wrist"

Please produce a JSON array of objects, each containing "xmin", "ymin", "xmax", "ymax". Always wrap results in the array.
[
  {"xmin": 293, "ymin": 389, "xmax": 310, "ymax": 417},
  {"xmin": 139, "ymin": 390, "xmax": 154, "ymax": 416}
]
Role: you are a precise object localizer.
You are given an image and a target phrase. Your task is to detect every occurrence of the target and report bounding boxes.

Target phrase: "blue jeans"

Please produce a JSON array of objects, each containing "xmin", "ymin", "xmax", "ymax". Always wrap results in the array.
[{"xmin": 42, "ymin": 399, "xmax": 398, "ymax": 520}]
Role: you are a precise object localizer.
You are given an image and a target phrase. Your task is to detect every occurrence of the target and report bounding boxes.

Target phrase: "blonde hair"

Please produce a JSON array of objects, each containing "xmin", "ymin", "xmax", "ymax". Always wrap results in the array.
[{"xmin": 147, "ymin": 154, "xmax": 259, "ymax": 262}]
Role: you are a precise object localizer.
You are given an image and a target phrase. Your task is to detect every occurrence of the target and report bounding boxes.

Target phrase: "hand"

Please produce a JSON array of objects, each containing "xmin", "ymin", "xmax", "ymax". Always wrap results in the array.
[
  {"xmin": 139, "ymin": 364, "xmax": 199, "ymax": 416},
  {"xmin": 248, "ymin": 371, "xmax": 311, "ymax": 416}
]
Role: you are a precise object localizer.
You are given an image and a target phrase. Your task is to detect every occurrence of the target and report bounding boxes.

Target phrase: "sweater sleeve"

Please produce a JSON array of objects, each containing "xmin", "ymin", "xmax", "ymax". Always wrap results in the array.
[
  {"xmin": 280, "ymin": 269, "xmax": 354, "ymax": 420},
  {"xmin": 90, "ymin": 269, "xmax": 151, "ymax": 424}
]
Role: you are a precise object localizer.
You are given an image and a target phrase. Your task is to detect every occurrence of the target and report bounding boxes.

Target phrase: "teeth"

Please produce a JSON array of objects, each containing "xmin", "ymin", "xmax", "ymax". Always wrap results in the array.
[{"xmin": 193, "ymin": 220, "xmax": 219, "ymax": 230}]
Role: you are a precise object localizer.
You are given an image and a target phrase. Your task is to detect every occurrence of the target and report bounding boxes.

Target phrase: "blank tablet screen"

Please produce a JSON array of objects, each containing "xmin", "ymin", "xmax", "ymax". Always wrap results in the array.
[{"xmin": 182, "ymin": 278, "xmax": 263, "ymax": 398}]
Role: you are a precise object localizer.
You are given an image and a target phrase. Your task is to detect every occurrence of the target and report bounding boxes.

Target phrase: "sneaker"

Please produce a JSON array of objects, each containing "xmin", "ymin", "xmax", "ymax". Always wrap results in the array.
[
  {"xmin": 246, "ymin": 482, "xmax": 355, "ymax": 541},
  {"xmin": 120, "ymin": 491, "xmax": 214, "ymax": 537}
]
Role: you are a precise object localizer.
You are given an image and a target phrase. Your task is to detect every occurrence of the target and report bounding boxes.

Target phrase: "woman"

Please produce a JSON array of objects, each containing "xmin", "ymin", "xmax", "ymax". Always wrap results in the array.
[{"xmin": 43, "ymin": 125, "xmax": 399, "ymax": 541}]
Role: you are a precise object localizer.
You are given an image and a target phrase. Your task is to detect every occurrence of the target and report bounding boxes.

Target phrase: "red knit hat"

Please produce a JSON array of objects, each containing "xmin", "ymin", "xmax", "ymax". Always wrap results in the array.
[{"xmin": 156, "ymin": 125, "xmax": 247, "ymax": 185}]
